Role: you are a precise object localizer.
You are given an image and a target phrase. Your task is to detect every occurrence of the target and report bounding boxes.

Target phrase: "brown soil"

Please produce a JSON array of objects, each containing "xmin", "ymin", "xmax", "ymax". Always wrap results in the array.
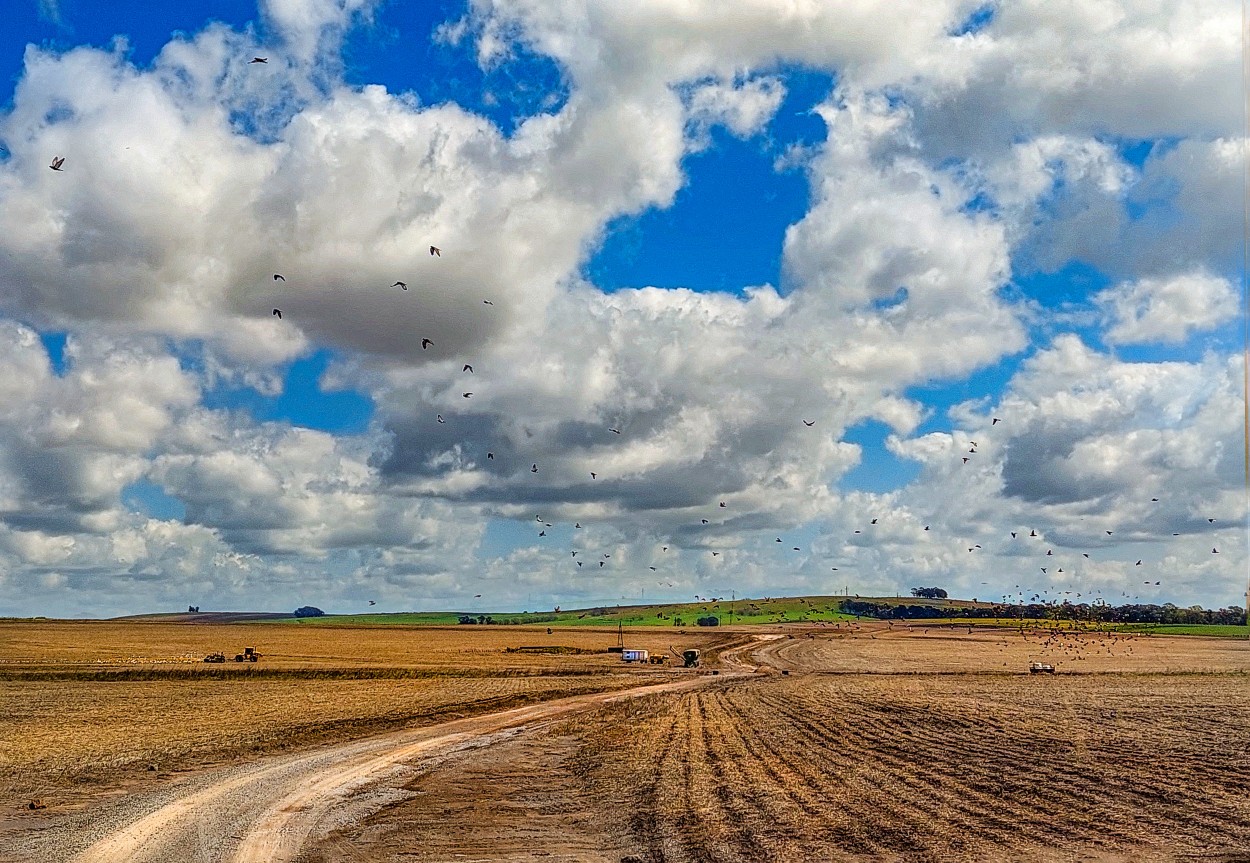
[{"xmin": 292, "ymin": 631, "xmax": 1250, "ymax": 863}]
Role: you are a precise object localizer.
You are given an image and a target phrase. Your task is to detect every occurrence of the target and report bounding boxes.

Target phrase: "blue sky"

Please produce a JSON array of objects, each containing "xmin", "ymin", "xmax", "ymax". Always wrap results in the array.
[{"xmin": 0, "ymin": 0, "xmax": 1242, "ymax": 616}]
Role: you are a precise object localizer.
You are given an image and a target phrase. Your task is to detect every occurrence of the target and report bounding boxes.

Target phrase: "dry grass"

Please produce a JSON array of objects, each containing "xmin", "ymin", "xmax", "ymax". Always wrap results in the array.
[
  {"xmin": 0, "ymin": 620, "xmax": 729, "ymax": 811},
  {"xmin": 568, "ymin": 671, "xmax": 1250, "ymax": 862},
  {"xmin": 0, "ymin": 619, "xmax": 721, "ymax": 674},
  {"xmin": 756, "ymin": 622, "xmax": 1250, "ymax": 674}
]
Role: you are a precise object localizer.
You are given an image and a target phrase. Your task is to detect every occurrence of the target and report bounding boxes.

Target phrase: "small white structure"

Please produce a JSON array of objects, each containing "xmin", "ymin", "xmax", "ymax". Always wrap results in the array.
[
  {"xmin": 1029, "ymin": 662, "xmax": 1056, "ymax": 674},
  {"xmin": 621, "ymin": 648, "xmax": 650, "ymax": 663}
]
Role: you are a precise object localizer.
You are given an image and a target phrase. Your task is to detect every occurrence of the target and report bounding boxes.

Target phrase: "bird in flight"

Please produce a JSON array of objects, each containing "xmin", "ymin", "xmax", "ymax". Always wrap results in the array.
[
  {"xmin": 368, "ymin": 600, "xmax": 375, "ymax": 606},
  {"xmin": 250, "ymin": 57, "xmax": 268, "ymax": 64},
  {"xmin": 870, "ymin": 518, "xmax": 878, "ymax": 525},
  {"xmin": 701, "ymin": 519, "xmax": 709, "ymax": 524},
  {"xmin": 430, "ymin": 246, "xmax": 441, "ymax": 256},
  {"xmin": 608, "ymin": 428, "xmax": 621, "ymax": 435},
  {"xmin": 719, "ymin": 502, "xmax": 726, "ymax": 508},
  {"xmin": 474, "ymin": 594, "xmax": 482, "ymax": 598},
  {"xmin": 393, "ymin": 281, "xmax": 407, "ymax": 290},
  {"xmin": 590, "ymin": 472, "xmax": 597, "ymax": 479},
  {"xmin": 463, "ymin": 364, "xmax": 473, "ymax": 373},
  {"xmin": 273, "ymin": 274, "xmax": 285, "ymax": 281},
  {"xmin": 1010, "ymin": 531, "xmax": 1017, "ymax": 538},
  {"xmin": 436, "ymin": 415, "xmax": 444, "ymax": 423},
  {"xmin": 271, "ymin": 309, "xmax": 282, "ymax": 319},
  {"xmin": 538, "ymin": 530, "xmax": 546, "ymax": 537},
  {"xmin": 421, "ymin": 338, "xmax": 433, "ymax": 350},
  {"xmin": 462, "ymin": 392, "xmax": 472, "ymax": 398},
  {"xmin": 531, "ymin": 464, "xmax": 538, "ymax": 473},
  {"xmin": 483, "ymin": 299, "xmax": 493, "ymax": 305},
  {"xmin": 486, "ymin": 452, "xmax": 494, "ymax": 459},
  {"xmin": 962, "ymin": 457, "xmax": 970, "ymax": 464},
  {"xmin": 803, "ymin": 420, "xmax": 815, "ymax": 427},
  {"xmin": 992, "ymin": 417, "xmax": 1001, "ymax": 425},
  {"xmin": 1030, "ymin": 530, "xmax": 1038, "ymax": 537},
  {"xmin": 49, "ymin": 156, "xmax": 65, "ymax": 171}
]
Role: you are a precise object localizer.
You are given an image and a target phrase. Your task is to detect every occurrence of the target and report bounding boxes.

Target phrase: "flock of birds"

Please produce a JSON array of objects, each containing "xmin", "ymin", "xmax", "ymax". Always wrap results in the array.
[{"xmin": 43, "ymin": 55, "xmax": 1227, "ymax": 616}]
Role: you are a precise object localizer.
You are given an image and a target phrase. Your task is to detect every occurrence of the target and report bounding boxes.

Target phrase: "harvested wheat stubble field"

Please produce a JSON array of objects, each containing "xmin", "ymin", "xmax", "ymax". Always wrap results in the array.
[
  {"xmin": 0, "ymin": 619, "xmax": 719, "ymax": 672},
  {"xmin": 0, "ymin": 620, "xmax": 729, "ymax": 814}
]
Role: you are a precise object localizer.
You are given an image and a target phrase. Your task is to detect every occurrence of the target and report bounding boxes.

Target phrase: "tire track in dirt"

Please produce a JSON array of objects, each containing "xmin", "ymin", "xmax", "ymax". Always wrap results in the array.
[{"xmin": 41, "ymin": 674, "xmax": 722, "ymax": 863}]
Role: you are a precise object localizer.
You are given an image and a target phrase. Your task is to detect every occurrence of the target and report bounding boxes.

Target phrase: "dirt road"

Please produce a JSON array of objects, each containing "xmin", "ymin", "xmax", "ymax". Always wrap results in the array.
[{"xmin": 0, "ymin": 673, "xmax": 718, "ymax": 863}]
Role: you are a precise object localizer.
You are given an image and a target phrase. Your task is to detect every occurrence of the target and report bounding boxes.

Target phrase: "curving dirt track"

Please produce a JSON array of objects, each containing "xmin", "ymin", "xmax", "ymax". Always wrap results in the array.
[
  {"xmin": 0, "ymin": 674, "xmax": 719, "ymax": 863},
  {"xmin": 6, "ymin": 628, "xmax": 1245, "ymax": 863}
]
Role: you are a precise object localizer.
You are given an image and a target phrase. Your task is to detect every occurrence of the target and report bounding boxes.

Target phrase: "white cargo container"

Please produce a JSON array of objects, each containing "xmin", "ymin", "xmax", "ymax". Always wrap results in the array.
[{"xmin": 621, "ymin": 648, "xmax": 649, "ymax": 662}]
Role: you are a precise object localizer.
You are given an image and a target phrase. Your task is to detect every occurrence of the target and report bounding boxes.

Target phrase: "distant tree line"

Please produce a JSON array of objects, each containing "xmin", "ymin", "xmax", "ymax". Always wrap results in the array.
[
  {"xmin": 840, "ymin": 599, "xmax": 1246, "ymax": 625},
  {"xmin": 910, "ymin": 587, "xmax": 948, "ymax": 599}
]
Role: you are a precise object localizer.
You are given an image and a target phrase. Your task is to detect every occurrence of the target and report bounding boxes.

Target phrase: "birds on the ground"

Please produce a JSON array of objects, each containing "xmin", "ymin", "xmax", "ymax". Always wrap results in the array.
[{"xmin": 49, "ymin": 156, "xmax": 64, "ymax": 171}]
